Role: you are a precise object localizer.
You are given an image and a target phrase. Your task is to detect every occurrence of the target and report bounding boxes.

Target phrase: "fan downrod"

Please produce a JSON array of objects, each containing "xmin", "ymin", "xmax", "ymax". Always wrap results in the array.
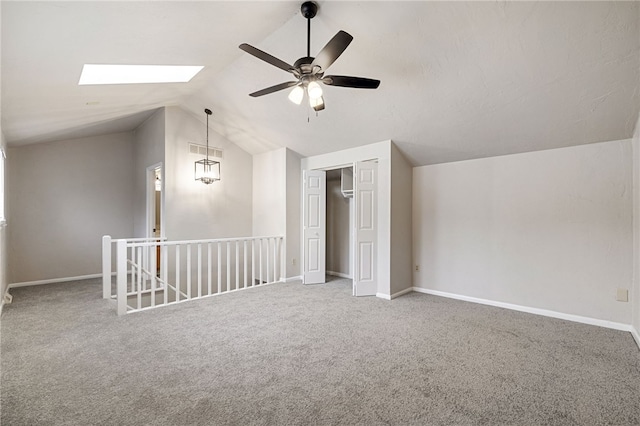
[{"xmin": 300, "ymin": 1, "xmax": 317, "ymax": 19}]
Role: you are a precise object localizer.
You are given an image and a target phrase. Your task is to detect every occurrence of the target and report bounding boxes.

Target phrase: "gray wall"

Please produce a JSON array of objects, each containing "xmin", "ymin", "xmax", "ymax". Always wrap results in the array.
[
  {"xmin": 390, "ymin": 144, "xmax": 413, "ymax": 295},
  {"xmin": 164, "ymin": 106, "xmax": 252, "ymax": 241},
  {"xmin": 633, "ymin": 114, "xmax": 640, "ymax": 340},
  {"xmin": 413, "ymin": 139, "xmax": 633, "ymax": 324},
  {"xmin": 285, "ymin": 148, "xmax": 301, "ymax": 279},
  {"xmin": 133, "ymin": 108, "xmax": 165, "ymax": 238},
  {"xmin": 326, "ymin": 173, "xmax": 351, "ymax": 277},
  {"xmin": 1, "ymin": 131, "xmax": 7, "ymax": 301},
  {"xmin": 7, "ymin": 133, "xmax": 135, "ymax": 283}
]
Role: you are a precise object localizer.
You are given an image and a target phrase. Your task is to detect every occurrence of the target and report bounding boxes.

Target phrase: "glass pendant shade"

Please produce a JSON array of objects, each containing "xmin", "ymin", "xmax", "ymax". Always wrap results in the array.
[
  {"xmin": 310, "ymin": 95, "xmax": 325, "ymax": 111},
  {"xmin": 288, "ymin": 85, "xmax": 304, "ymax": 105},
  {"xmin": 307, "ymin": 81, "xmax": 323, "ymax": 99},
  {"xmin": 195, "ymin": 159, "xmax": 221, "ymax": 184}
]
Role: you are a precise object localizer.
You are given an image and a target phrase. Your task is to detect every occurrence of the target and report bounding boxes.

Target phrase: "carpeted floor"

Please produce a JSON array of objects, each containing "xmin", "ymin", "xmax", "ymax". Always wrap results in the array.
[{"xmin": 1, "ymin": 277, "xmax": 639, "ymax": 425}]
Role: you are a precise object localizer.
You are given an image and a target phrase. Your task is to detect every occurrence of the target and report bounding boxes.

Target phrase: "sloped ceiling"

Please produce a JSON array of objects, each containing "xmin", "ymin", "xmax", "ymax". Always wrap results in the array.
[{"xmin": 2, "ymin": 1, "xmax": 639, "ymax": 166}]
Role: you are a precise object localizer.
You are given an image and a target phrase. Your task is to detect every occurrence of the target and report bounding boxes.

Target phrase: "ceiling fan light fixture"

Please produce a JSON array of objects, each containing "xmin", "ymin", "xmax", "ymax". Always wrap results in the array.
[
  {"xmin": 288, "ymin": 85, "xmax": 304, "ymax": 105},
  {"xmin": 307, "ymin": 81, "xmax": 323, "ymax": 99}
]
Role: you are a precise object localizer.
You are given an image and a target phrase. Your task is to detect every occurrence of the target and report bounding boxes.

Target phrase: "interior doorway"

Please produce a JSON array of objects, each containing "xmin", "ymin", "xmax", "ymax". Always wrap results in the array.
[
  {"xmin": 326, "ymin": 168, "xmax": 353, "ymax": 281},
  {"xmin": 303, "ymin": 161, "xmax": 378, "ymax": 296},
  {"xmin": 147, "ymin": 163, "xmax": 164, "ymax": 274}
]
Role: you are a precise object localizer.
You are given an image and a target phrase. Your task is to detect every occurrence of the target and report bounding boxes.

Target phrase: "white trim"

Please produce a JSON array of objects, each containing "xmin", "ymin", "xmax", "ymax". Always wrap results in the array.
[
  {"xmin": 377, "ymin": 287, "xmax": 413, "ymax": 301},
  {"xmin": 412, "ymin": 287, "xmax": 634, "ymax": 333},
  {"xmin": 9, "ymin": 273, "xmax": 103, "ymax": 289},
  {"xmin": 391, "ymin": 287, "xmax": 413, "ymax": 299},
  {"xmin": 1, "ymin": 286, "xmax": 13, "ymax": 316},
  {"xmin": 327, "ymin": 270, "xmax": 351, "ymax": 279},
  {"xmin": 284, "ymin": 276, "xmax": 303, "ymax": 283},
  {"xmin": 631, "ymin": 326, "xmax": 640, "ymax": 349}
]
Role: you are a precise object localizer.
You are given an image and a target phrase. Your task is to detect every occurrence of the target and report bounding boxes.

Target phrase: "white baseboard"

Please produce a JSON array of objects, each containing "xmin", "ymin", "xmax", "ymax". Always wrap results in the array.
[
  {"xmin": 391, "ymin": 287, "xmax": 413, "ymax": 299},
  {"xmin": 412, "ymin": 287, "xmax": 634, "ymax": 333},
  {"xmin": 284, "ymin": 276, "xmax": 303, "ymax": 283},
  {"xmin": 631, "ymin": 326, "xmax": 640, "ymax": 350},
  {"xmin": 377, "ymin": 287, "xmax": 414, "ymax": 301},
  {"xmin": 327, "ymin": 271, "xmax": 352, "ymax": 279},
  {"xmin": 1, "ymin": 286, "xmax": 12, "ymax": 316},
  {"xmin": 9, "ymin": 273, "xmax": 103, "ymax": 289}
]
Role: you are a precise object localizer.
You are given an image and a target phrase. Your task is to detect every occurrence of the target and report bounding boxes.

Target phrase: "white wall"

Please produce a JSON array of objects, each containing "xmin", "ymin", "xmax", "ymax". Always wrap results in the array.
[
  {"xmin": 632, "ymin": 113, "xmax": 640, "ymax": 343},
  {"xmin": 285, "ymin": 149, "xmax": 301, "ymax": 279},
  {"xmin": 133, "ymin": 108, "xmax": 165, "ymax": 237},
  {"xmin": 326, "ymin": 174, "xmax": 351, "ymax": 276},
  {"xmin": 0, "ymin": 0, "xmax": 7, "ymax": 308},
  {"xmin": 163, "ymin": 106, "xmax": 252, "ymax": 241},
  {"xmin": 0, "ymin": 131, "xmax": 7, "ymax": 302},
  {"xmin": 253, "ymin": 148, "xmax": 285, "ymax": 237},
  {"xmin": 413, "ymin": 140, "xmax": 633, "ymax": 325},
  {"xmin": 252, "ymin": 147, "xmax": 302, "ymax": 280},
  {"xmin": 7, "ymin": 133, "xmax": 135, "ymax": 284}
]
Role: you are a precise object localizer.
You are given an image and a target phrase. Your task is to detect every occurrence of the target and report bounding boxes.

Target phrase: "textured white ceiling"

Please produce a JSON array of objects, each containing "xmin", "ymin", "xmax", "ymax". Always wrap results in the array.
[{"xmin": 2, "ymin": 1, "xmax": 639, "ymax": 166}]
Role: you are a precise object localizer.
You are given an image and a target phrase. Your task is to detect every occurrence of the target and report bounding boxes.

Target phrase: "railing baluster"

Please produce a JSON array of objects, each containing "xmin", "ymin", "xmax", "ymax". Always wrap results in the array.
[
  {"xmin": 207, "ymin": 243, "xmax": 212, "ymax": 296},
  {"xmin": 259, "ymin": 239, "xmax": 263, "ymax": 285},
  {"xmin": 226, "ymin": 242, "xmax": 231, "ymax": 292},
  {"xmin": 251, "ymin": 239, "xmax": 255, "ymax": 287},
  {"xmin": 266, "ymin": 238, "xmax": 271, "ymax": 284},
  {"xmin": 137, "ymin": 246, "xmax": 143, "ymax": 310},
  {"xmin": 217, "ymin": 242, "xmax": 222, "ymax": 294},
  {"xmin": 235, "ymin": 241, "xmax": 239, "ymax": 291},
  {"xmin": 116, "ymin": 240, "xmax": 127, "ymax": 315},
  {"xmin": 102, "ymin": 235, "xmax": 112, "ymax": 299},
  {"xmin": 243, "ymin": 240, "xmax": 248, "ymax": 289},
  {"xmin": 279, "ymin": 237, "xmax": 284, "ymax": 282},
  {"xmin": 163, "ymin": 244, "xmax": 168, "ymax": 306},
  {"xmin": 176, "ymin": 245, "xmax": 181, "ymax": 303},
  {"xmin": 197, "ymin": 244, "xmax": 202, "ymax": 299},
  {"xmin": 151, "ymin": 253, "xmax": 156, "ymax": 309},
  {"xmin": 272, "ymin": 238, "xmax": 277, "ymax": 283},
  {"xmin": 186, "ymin": 245, "xmax": 192, "ymax": 300}
]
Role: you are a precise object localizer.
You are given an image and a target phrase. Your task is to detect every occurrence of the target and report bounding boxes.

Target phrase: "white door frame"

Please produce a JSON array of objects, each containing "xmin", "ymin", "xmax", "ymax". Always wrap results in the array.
[
  {"xmin": 146, "ymin": 162, "xmax": 164, "ymax": 239},
  {"xmin": 302, "ymin": 161, "xmax": 379, "ymax": 296},
  {"xmin": 146, "ymin": 163, "xmax": 164, "ymax": 276}
]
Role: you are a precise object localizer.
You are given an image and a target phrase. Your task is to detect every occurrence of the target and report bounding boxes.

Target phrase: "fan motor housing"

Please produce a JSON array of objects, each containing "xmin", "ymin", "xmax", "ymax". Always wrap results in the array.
[{"xmin": 300, "ymin": 2, "xmax": 318, "ymax": 19}]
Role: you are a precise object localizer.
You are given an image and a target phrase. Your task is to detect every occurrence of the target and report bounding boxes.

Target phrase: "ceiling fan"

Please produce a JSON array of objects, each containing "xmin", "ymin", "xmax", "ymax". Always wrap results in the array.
[{"xmin": 239, "ymin": 1, "xmax": 380, "ymax": 112}]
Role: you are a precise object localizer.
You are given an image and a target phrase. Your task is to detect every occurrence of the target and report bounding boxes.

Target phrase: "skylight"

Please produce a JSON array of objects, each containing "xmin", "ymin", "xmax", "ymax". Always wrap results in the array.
[{"xmin": 78, "ymin": 64, "xmax": 204, "ymax": 85}]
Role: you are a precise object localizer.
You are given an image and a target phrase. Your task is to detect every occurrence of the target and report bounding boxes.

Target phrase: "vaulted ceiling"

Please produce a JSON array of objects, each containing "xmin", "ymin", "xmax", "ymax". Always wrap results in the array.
[{"xmin": 2, "ymin": 1, "xmax": 639, "ymax": 166}]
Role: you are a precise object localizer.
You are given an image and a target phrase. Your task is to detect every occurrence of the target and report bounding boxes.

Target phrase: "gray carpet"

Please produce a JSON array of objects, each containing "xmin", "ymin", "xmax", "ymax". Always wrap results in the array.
[{"xmin": 1, "ymin": 277, "xmax": 639, "ymax": 425}]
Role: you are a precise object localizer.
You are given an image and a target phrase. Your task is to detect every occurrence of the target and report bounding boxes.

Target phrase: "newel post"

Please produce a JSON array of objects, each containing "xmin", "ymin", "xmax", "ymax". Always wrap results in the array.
[
  {"xmin": 116, "ymin": 239, "xmax": 128, "ymax": 316},
  {"xmin": 102, "ymin": 235, "xmax": 112, "ymax": 299}
]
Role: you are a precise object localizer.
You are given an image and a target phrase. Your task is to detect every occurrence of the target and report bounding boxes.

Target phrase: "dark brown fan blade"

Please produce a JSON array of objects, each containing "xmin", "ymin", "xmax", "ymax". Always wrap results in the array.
[
  {"xmin": 239, "ymin": 43, "xmax": 294, "ymax": 73},
  {"xmin": 322, "ymin": 75, "xmax": 380, "ymax": 89},
  {"xmin": 249, "ymin": 81, "xmax": 298, "ymax": 97},
  {"xmin": 311, "ymin": 31, "xmax": 353, "ymax": 72}
]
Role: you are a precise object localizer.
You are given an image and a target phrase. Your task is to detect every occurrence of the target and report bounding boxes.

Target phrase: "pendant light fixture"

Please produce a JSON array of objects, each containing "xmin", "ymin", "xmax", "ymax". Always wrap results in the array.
[{"xmin": 194, "ymin": 108, "xmax": 220, "ymax": 185}]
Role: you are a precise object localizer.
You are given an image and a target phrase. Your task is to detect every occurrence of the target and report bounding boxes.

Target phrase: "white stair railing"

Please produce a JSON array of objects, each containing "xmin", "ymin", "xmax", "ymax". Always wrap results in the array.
[
  {"xmin": 102, "ymin": 235, "xmax": 167, "ymax": 299},
  {"xmin": 107, "ymin": 236, "xmax": 284, "ymax": 315}
]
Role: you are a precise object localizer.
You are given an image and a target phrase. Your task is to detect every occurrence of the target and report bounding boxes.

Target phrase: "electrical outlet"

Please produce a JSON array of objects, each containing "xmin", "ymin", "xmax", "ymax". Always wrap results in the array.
[
  {"xmin": 415, "ymin": 265, "xmax": 419, "ymax": 271},
  {"xmin": 292, "ymin": 258, "xmax": 296, "ymax": 266},
  {"xmin": 616, "ymin": 288, "xmax": 628, "ymax": 302}
]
